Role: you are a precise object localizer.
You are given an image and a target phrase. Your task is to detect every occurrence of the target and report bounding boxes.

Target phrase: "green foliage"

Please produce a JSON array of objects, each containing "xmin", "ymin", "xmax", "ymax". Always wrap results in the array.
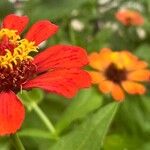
[
  {"xmin": 104, "ymin": 134, "xmax": 141, "ymax": 150},
  {"xmin": 0, "ymin": 0, "xmax": 150, "ymax": 149},
  {"xmin": 51, "ymin": 102, "xmax": 118, "ymax": 150},
  {"xmin": 23, "ymin": 0, "xmax": 90, "ymax": 22},
  {"xmin": 18, "ymin": 88, "xmax": 44, "ymax": 111},
  {"xmin": 135, "ymin": 44, "xmax": 150, "ymax": 62},
  {"xmin": 0, "ymin": 1, "xmax": 14, "ymax": 19},
  {"xmin": 56, "ymin": 87, "xmax": 103, "ymax": 134}
]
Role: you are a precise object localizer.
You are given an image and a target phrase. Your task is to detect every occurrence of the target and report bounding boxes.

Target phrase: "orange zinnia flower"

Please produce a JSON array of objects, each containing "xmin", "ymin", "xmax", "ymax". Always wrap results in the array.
[
  {"xmin": 89, "ymin": 48, "xmax": 150, "ymax": 101},
  {"xmin": 115, "ymin": 9, "xmax": 144, "ymax": 26}
]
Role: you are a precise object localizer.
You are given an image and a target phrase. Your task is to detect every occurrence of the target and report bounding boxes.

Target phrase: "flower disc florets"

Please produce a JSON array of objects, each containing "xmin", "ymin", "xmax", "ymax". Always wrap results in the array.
[
  {"xmin": 105, "ymin": 63, "xmax": 127, "ymax": 84},
  {"xmin": 0, "ymin": 28, "xmax": 38, "ymax": 92}
]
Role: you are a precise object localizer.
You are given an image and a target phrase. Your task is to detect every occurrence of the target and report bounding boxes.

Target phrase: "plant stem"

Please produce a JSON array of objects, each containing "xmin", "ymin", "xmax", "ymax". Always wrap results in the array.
[
  {"xmin": 31, "ymin": 102, "xmax": 57, "ymax": 137},
  {"xmin": 10, "ymin": 134, "xmax": 25, "ymax": 150},
  {"xmin": 69, "ymin": 24, "xmax": 76, "ymax": 45}
]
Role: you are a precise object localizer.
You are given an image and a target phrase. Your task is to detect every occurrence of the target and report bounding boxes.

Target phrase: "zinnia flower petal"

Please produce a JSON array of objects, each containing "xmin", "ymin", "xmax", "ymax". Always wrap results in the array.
[
  {"xmin": 89, "ymin": 48, "xmax": 111, "ymax": 71},
  {"xmin": 127, "ymin": 69, "xmax": 150, "ymax": 81},
  {"xmin": 25, "ymin": 20, "xmax": 58, "ymax": 45},
  {"xmin": 115, "ymin": 10, "xmax": 144, "ymax": 26},
  {"xmin": 98, "ymin": 80, "xmax": 114, "ymax": 94},
  {"xmin": 0, "ymin": 91, "xmax": 25, "ymax": 135},
  {"xmin": 121, "ymin": 51, "xmax": 148, "ymax": 71},
  {"xmin": 122, "ymin": 81, "xmax": 146, "ymax": 95},
  {"xmin": 2, "ymin": 14, "xmax": 29, "ymax": 34},
  {"xmin": 111, "ymin": 84, "xmax": 124, "ymax": 101},
  {"xmin": 89, "ymin": 71, "xmax": 105, "ymax": 84},
  {"xmin": 33, "ymin": 45, "xmax": 88, "ymax": 73},
  {"xmin": 23, "ymin": 69, "xmax": 91, "ymax": 98}
]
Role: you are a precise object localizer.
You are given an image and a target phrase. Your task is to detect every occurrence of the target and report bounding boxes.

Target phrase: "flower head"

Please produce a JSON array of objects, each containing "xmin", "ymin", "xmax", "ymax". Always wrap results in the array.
[
  {"xmin": 89, "ymin": 48, "xmax": 150, "ymax": 101},
  {"xmin": 115, "ymin": 9, "xmax": 144, "ymax": 26},
  {"xmin": 0, "ymin": 14, "xmax": 91, "ymax": 135}
]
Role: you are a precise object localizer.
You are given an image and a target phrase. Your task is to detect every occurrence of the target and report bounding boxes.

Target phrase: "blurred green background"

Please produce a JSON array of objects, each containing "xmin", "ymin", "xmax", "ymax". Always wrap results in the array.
[{"xmin": 0, "ymin": 0, "xmax": 150, "ymax": 150}]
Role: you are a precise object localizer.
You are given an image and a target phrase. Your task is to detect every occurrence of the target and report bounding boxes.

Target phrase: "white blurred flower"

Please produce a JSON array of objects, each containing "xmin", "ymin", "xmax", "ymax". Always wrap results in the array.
[
  {"xmin": 105, "ymin": 22, "xmax": 119, "ymax": 31},
  {"xmin": 15, "ymin": 10, "xmax": 23, "ymax": 15},
  {"xmin": 120, "ymin": 1, "xmax": 144, "ymax": 12},
  {"xmin": 98, "ymin": 1, "xmax": 118, "ymax": 13},
  {"xmin": 8, "ymin": 0, "xmax": 16, "ymax": 3},
  {"xmin": 71, "ymin": 19, "xmax": 85, "ymax": 32},
  {"xmin": 136, "ymin": 28, "xmax": 146, "ymax": 39},
  {"xmin": 8, "ymin": 0, "xmax": 28, "ymax": 2},
  {"xmin": 98, "ymin": 0, "xmax": 111, "ymax": 5}
]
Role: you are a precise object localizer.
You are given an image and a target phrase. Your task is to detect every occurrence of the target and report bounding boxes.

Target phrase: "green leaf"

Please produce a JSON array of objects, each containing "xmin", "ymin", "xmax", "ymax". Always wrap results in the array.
[
  {"xmin": 56, "ymin": 87, "xmax": 103, "ymax": 134},
  {"xmin": 51, "ymin": 102, "xmax": 119, "ymax": 150},
  {"xmin": 135, "ymin": 44, "xmax": 150, "ymax": 62},
  {"xmin": 0, "ymin": 137, "xmax": 10, "ymax": 150},
  {"xmin": 0, "ymin": 1, "xmax": 14, "ymax": 19},
  {"xmin": 104, "ymin": 134, "xmax": 141, "ymax": 150}
]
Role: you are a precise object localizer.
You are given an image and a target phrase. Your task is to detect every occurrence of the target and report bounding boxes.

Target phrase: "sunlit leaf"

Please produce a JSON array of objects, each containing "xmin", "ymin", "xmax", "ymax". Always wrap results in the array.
[
  {"xmin": 51, "ymin": 102, "xmax": 119, "ymax": 150},
  {"xmin": 56, "ymin": 87, "xmax": 103, "ymax": 134}
]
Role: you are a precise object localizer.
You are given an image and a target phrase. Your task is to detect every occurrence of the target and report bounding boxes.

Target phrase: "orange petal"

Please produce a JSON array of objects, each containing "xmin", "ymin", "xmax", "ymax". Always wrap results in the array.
[
  {"xmin": 98, "ymin": 48, "xmax": 112, "ymax": 69},
  {"xmin": 122, "ymin": 81, "xmax": 146, "ymax": 95},
  {"xmin": 132, "ymin": 12, "xmax": 144, "ymax": 26},
  {"xmin": 89, "ymin": 52, "xmax": 102, "ymax": 70},
  {"xmin": 89, "ymin": 48, "xmax": 111, "ymax": 71},
  {"xmin": 115, "ymin": 11, "xmax": 128, "ymax": 25},
  {"xmin": 111, "ymin": 84, "xmax": 125, "ymax": 101},
  {"xmin": 115, "ymin": 10, "xmax": 144, "ymax": 26},
  {"xmin": 99, "ymin": 48, "xmax": 112, "ymax": 55},
  {"xmin": 128, "ymin": 69, "xmax": 150, "ymax": 81},
  {"xmin": 89, "ymin": 71, "xmax": 105, "ymax": 84},
  {"xmin": 120, "ymin": 51, "xmax": 137, "ymax": 70},
  {"xmin": 133, "ymin": 61, "xmax": 148, "ymax": 70},
  {"xmin": 98, "ymin": 80, "xmax": 114, "ymax": 94},
  {"xmin": 121, "ymin": 51, "xmax": 148, "ymax": 71}
]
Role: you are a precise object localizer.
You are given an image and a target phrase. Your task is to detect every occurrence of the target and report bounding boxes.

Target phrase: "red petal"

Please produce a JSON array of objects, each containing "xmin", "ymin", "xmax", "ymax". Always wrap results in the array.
[
  {"xmin": 25, "ymin": 20, "xmax": 58, "ymax": 45},
  {"xmin": 23, "ymin": 69, "xmax": 91, "ymax": 98},
  {"xmin": 2, "ymin": 14, "xmax": 29, "ymax": 34},
  {"xmin": 0, "ymin": 91, "xmax": 25, "ymax": 135},
  {"xmin": 33, "ymin": 45, "xmax": 88, "ymax": 73}
]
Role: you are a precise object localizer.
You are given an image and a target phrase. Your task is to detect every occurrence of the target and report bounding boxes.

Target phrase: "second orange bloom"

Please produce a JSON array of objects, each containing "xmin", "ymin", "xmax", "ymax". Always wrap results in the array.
[
  {"xmin": 115, "ymin": 9, "xmax": 144, "ymax": 26},
  {"xmin": 89, "ymin": 48, "xmax": 150, "ymax": 101}
]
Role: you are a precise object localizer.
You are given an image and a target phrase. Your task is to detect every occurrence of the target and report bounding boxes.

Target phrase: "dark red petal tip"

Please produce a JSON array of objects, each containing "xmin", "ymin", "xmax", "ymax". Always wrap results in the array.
[
  {"xmin": 23, "ymin": 69, "xmax": 91, "ymax": 98},
  {"xmin": 25, "ymin": 20, "xmax": 58, "ymax": 45},
  {"xmin": 33, "ymin": 45, "xmax": 89, "ymax": 73},
  {"xmin": 0, "ymin": 91, "xmax": 25, "ymax": 136},
  {"xmin": 2, "ymin": 14, "xmax": 29, "ymax": 34}
]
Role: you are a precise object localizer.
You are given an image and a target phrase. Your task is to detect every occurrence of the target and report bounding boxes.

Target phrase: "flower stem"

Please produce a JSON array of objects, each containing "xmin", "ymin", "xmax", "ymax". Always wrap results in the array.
[
  {"xmin": 31, "ymin": 102, "xmax": 58, "ymax": 138},
  {"xmin": 69, "ymin": 24, "xmax": 76, "ymax": 45},
  {"xmin": 10, "ymin": 134, "xmax": 25, "ymax": 150}
]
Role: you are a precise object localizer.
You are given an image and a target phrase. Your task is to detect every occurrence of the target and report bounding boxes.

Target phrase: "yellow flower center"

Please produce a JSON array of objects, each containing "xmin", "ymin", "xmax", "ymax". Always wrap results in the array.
[
  {"xmin": 111, "ymin": 52, "xmax": 125, "ymax": 69},
  {"xmin": 0, "ymin": 28, "xmax": 38, "ymax": 69}
]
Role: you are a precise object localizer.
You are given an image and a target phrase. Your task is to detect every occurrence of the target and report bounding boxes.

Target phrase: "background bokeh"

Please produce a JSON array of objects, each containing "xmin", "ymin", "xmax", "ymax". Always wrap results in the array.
[{"xmin": 0, "ymin": 0, "xmax": 150, "ymax": 150}]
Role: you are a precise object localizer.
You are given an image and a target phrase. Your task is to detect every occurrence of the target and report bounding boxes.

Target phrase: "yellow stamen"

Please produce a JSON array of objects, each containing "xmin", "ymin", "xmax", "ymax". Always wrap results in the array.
[
  {"xmin": 0, "ymin": 28, "xmax": 20, "ymax": 43},
  {"xmin": 0, "ymin": 29, "xmax": 38, "ymax": 69}
]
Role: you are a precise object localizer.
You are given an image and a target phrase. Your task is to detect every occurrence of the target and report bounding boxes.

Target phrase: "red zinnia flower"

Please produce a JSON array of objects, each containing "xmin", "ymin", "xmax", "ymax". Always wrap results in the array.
[
  {"xmin": 115, "ymin": 9, "xmax": 144, "ymax": 26},
  {"xmin": 0, "ymin": 14, "xmax": 91, "ymax": 135}
]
